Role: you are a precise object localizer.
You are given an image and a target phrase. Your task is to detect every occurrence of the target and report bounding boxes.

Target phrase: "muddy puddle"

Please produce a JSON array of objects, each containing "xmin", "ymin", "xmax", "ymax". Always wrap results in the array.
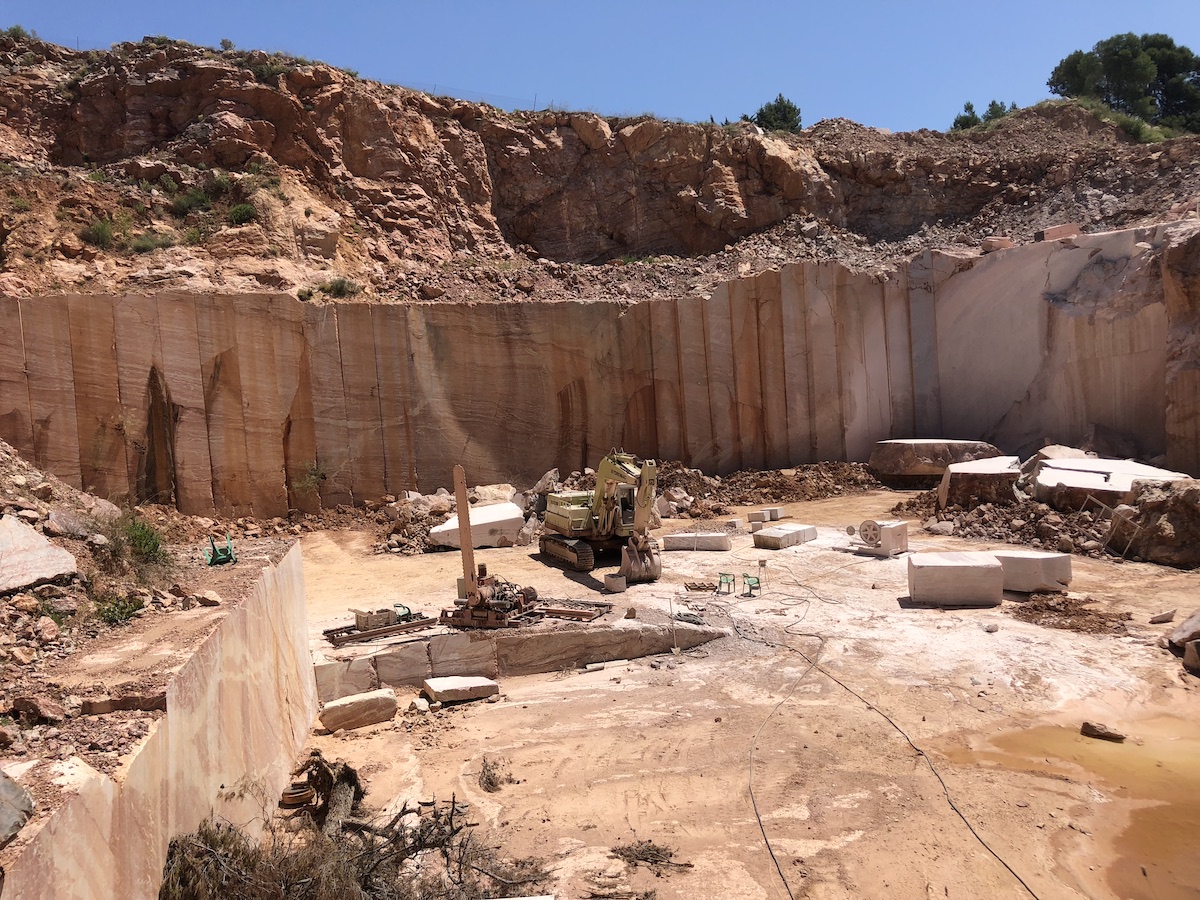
[{"xmin": 941, "ymin": 716, "xmax": 1200, "ymax": 900}]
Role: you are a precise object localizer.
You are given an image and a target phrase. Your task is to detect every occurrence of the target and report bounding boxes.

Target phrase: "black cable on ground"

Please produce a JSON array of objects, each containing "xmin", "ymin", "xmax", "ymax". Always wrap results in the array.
[{"xmin": 710, "ymin": 568, "xmax": 1042, "ymax": 900}]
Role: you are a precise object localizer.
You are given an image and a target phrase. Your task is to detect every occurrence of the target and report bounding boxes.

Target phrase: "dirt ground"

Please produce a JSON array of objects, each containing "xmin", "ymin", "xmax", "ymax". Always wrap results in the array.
[{"xmin": 302, "ymin": 490, "xmax": 1200, "ymax": 900}]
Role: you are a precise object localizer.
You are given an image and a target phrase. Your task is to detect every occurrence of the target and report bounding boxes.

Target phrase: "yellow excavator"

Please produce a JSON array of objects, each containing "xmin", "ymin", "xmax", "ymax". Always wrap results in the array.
[{"xmin": 539, "ymin": 450, "xmax": 662, "ymax": 583}]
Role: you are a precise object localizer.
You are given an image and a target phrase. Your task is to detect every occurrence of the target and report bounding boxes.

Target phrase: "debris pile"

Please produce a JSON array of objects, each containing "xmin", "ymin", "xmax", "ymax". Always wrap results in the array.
[
  {"xmin": 1007, "ymin": 593, "xmax": 1132, "ymax": 634},
  {"xmin": 654, "ymin": 460, "xmax": 880, "ymax": 518}
]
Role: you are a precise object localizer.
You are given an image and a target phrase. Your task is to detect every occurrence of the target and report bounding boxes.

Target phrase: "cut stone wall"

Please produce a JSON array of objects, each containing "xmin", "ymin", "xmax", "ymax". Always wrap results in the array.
[
  {"xmin": 0, "ymin": 223, "xmax": 1193, "ymax": 515},
  {"xmin": 1, "ymin": 546, "xmax": 318, "ymax": 900}
]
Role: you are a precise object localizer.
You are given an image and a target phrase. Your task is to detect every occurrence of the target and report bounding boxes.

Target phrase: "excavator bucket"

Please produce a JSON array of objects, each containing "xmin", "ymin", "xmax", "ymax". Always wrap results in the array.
[{"xmin": 619, "ymin": 538, "xmax": 662, "ymax": 583}]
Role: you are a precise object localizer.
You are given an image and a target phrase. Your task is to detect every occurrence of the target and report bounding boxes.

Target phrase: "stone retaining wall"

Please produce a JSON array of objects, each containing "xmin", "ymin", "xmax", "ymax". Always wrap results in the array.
[{"xmin": 1, "ymin": 545, "xmax": 318, "ymax": 900}]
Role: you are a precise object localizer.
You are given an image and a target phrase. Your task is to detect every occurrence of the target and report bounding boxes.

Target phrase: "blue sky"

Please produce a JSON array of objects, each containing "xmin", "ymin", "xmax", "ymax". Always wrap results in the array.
[{"xmin": 7, "ymin": 1, "xmax": 1199, "ymax": 131}]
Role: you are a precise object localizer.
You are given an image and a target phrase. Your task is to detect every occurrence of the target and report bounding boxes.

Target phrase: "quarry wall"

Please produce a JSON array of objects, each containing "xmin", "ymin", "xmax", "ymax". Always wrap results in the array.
[
  {"xmin": 1, "ymin": 546, "xmax": 318, "ymax": 900},
  {"xmin": 0, "ymin": 223, "xmax": 1193, "ymax": 516}
]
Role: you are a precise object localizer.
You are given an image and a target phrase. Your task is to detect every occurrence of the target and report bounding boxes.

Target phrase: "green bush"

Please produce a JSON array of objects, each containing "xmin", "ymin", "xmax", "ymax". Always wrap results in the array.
[
  {"xmin": 132, "ymin": 230, "xmax": 176, "ymax": 253},
  {"xmin": 1074, "ymin": 96, "xmax": 1170, "ymax": 142},
  {"xmin": 228, "ymin": 203, "xmax": 257, "ymax": 225},
  {"xmin": 94, "ymin": 592, "xmax": 144, "ymax": 626},
  {"xmin": 2, "ymin": 25, "xmax": 34, "ymax": 41},
  {"xmin": 746, "ymin": 93, "xmax": 802, "ymax": 133},
  {"xmin": 158, "ymin": 174, "xmax": 179, "ymax": 194},
  {"xmin": 183, "ymin": 226, "xmax": 203, "ymax": 245},
  {"xmin": 320, "ymin": 277, "xmax": 360, "ymax": 298},
  {"xmin": 93, "ymin": 512, "xmax": 171, "ymax": 581},
  {"xmin": 208, "ymin": 173, "xmax": 233, "ymax": 197},
  {"xmin": 10, "ymin": 196, "xmax": 30, "ymax": 211},
  {"xmin": 81, "ymin": 219, "xmax": 114, "ymax": 248},
  {"xmin": 171, "ymin": 187, "xmax": 211, "ymax": 217}
]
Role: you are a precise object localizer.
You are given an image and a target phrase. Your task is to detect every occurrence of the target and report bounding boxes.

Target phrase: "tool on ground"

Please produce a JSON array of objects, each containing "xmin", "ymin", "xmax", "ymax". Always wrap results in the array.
[
  {"xmin": 440, "ymin": 464, "xmax": 538, "ymax": 629},
  {"xmin": 539, "ymin": 449, "xmax": 662, "ymax": 583},
  {"xmin": 203, "ymin": 534, "xmax": 236, "ymax": 566},
  {"xmin": 844, "ymin": 519, "xmax": 909, "ymax": 557}
]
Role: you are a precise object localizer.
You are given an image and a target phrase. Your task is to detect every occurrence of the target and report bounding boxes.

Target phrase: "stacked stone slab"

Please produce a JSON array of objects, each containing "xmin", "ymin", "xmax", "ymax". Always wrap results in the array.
[{"xmin": 422, "ymin": 676, "xmax": 499, "ymax": 703}]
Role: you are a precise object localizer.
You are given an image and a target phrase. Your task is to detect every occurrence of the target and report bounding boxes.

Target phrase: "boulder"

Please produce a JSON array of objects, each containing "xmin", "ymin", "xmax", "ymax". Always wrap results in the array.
[
  {"xmin": 422, "ymin": 676, "xmax": 499, "ymax": 703},
  {"xmin": 1080, "ymin": 721, "xmax": 1126, "ymax": 742},
  {"xmin": 869, "ymin": 439, "xmax": 1003, "ymax": 485},
  {"xmin": 0, "ymin": 769, "xmax": 34, "ymax": 850},
  {"xmin": 1167, "ymin": 608, "xmax": 1200, "ymax": 650},
  {"xmin": 0, "ymin": 515, "xmax": 78, "ymax": 593},
  {"xmin": 469, "ymin": 483, "xmax": 518, "ymax": 506},
  {"xmin": 1149, "ymin": 610, "xmax": 1176, "ymax": 625},
  {"xmin": 1108, "ymin": 480, "xmax": 1200, "ymax": 568},
  {"xmin": 318, "ymin": 688, "xmax": 397, "ymax": 732},
  {"xmin": 1185, "ymin": 641, "xmax": 1200, "ymax": 675},
  {"xmin": 12, "ymin": 695, "xmax": 66, "ymax": 724},
  {"xmin": 429, "ymin": 502, "xmax": 525, "ymax": 549},
  {"xmin": 937, "ymin": 456, "xmax": 1021, "ymax": 509},
  {"xmin": 1019, "ymin": 444, "xmax": 1093, "ymax": 475},
  {"xmin": 1035, "ymin": 223, "xmax": 1082, "ymax": 241},
  {"xmin": 981, "ymin": 236, "xmax": 1014, "ymax": 252},
  {"xmin": 43, "ymin": 509, "xmax": 89, "ymax": 538}
]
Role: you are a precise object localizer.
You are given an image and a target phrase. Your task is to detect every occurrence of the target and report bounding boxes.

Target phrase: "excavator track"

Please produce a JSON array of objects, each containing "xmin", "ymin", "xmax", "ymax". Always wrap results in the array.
[{"xmin": 539, "ymin": 534, "xmax": 595, "ymax": 572}]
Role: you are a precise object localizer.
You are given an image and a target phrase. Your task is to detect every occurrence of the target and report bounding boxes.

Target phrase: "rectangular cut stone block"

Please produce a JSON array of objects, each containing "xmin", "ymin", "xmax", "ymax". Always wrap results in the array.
[
  {"xmin": 991, "ymin": 550, "xmax": 1072, "ymax": 593},
  {"xmin": 1035, "ymin": 223, "xmax": 1082, "ymax": 241},
  {"xmin": 313, "ymin": 656, "xmax": 379, "ymax": 703},
  {"xmin": 422, "ymin": 676, "xmax": 499, "ymax": 703},
  {"xmin": 604, "ymin": 574, "xmax": 627, "ymax": 592},
  {"xmin": 750, "ymin": 522, "xmax": 764, "ymax": 533},
  {"xmin": 318, "ymin": 688, "xmax": 397, "ymax": 732},
  {"xmin": 937, "ymin": 456, "xmax": 1021, "ymax": 509},
  {"xmin": 747, "ymin": 510, "xmax": 768, "ymax": 523},
  {"xmin": 908, "ymin": 552, "xmax": 1003, "ymax": 607},
  {"xmin": 661, "ymin": 532, "xmax": 732, "ymax": 551},
  {"xmin": 429, "ymin": 502, "xmax": 525, "ymax": 549},
  {"xmin": 428, "ymin": 631, "xmax": 499, "ymax": 678},
  {"xmin": 764, "ymin": 507, "xmax": 785, "ymax": 520},
  {"xmin": 753, "ymin": 524, "xmax": 817, "ymax": 550},
  {"xmin": 869, "ymin": 439, "xmax": 1003, "ymax": 477},
  {"xmin": 375, "ymin": 641, "xmax": 433, "ymax": 687}
]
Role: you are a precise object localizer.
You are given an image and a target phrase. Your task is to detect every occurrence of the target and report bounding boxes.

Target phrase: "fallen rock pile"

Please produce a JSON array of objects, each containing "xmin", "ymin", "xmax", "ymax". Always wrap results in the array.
[{"xmin": 654, "ymin": 461, "xmax": 880, "ymax": 518}]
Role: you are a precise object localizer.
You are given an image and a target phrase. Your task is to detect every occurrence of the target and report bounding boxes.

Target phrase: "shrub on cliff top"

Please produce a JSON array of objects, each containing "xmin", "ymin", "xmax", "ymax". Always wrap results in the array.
[{"xmin": 228, "ymin": 203, "xmax": 257, "ymax": 225}]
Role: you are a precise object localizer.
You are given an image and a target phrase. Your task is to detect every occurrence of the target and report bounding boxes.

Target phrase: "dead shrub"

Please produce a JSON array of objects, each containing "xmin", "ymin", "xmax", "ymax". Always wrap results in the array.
[{"xmin": 477, "ymin": 756, "xmax": 516, "ymax": 793}]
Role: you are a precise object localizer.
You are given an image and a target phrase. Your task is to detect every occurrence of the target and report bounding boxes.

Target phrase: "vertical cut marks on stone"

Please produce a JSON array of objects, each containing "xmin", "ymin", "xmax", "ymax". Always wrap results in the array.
[
  {"xmin": 22, "ymin": 295, "xmax": 82, "ymax": 487},
  {"xmin": 195, "ymin": 295, "xmax": 253, "ymax": 516},
  {"xmin": 0, "ymin": 295, "xmax": 34, "ymax": 460},
  {"xmin": 67, "ymin": 294, "xmax": 129, "ymax": 501}
]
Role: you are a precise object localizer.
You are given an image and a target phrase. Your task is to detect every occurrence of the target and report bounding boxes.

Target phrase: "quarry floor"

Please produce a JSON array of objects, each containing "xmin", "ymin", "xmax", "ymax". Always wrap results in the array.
[{"xmin": 300, "ymin": 490, "xmax": 1200, "ymax": 900}]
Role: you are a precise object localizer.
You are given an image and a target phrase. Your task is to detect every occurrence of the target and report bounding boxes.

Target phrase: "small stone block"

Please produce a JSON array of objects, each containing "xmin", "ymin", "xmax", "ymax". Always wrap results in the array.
[
  {"xmin": 753, "ymin": 524, "xmax": 817, "ymax": 550},
  {"xmin": 604, "ymin": 573, "xmax": 627, "ymax": 592},
  {"xmin": 747, "ymin": 511, "xmax": 768, "ymax": 523},
  {"xmin": 991, "ymin": 549, "xmax": 1072, "ymax": 593},
  {"xmin": 1035, "ymin": 223, "xmax": 1082, "ymax": 242},
  {"xmin": 907, "ymin": 552, "xmax": 1003, "ymax": 607},
  {"xmin": 750, "ymin": 522, "xmax": 764, "ymax": 533},
  {"xmin": 764, "ymin": 507, "xmax": 785, "ymax": 520},
  {"xmin": 422, "ymin": 675, "xmax": 500, "ymax": 703}
]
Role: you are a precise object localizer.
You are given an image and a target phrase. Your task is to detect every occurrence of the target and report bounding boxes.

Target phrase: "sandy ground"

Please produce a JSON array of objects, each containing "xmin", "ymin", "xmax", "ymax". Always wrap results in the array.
[{"xmin": 302, "ymin": 491, "xmax": 1200, "ymax": 900}]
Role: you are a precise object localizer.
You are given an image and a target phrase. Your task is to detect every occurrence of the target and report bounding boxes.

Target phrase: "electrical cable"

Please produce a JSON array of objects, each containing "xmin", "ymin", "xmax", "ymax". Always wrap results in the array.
[{"xmin": 711, "ymin": 560, "xmax": 1042, "ymax": 900}]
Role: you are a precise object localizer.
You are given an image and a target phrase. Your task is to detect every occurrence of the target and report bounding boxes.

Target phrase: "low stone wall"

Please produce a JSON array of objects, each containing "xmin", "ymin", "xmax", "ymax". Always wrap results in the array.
[
  {"xmin": 314, "ymin": 620, "xmax": 725, "ymax": 702},
  {"xmin": 1, "ymin": 545, "xmax": 318, "ymax": 900}
]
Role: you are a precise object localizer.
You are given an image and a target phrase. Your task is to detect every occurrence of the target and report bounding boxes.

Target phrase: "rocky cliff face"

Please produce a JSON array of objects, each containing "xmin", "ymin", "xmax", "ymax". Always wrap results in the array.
[
  {"xmin": 0, "ymin": 223, "xmax": 1190, "ymax": 516},
  {"xmin": 0, "ymin": 35, "xmax": 1198, "ymax": 301}
]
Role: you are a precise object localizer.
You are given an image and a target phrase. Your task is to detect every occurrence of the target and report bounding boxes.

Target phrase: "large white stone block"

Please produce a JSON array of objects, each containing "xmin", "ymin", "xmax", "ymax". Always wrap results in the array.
[
  {"xmin": 429, "ymin": 501, "xmax": 526, "ymax": 549},
  {"xmin": 318, "ymin": 688, "xmax": 397, "ymax": 732},
  {"xmin": 907, "ymin": 552, "xmax": 1003, "ymax": 607},
  {"xmin": 937, "ymin": 456, "xmax": 1020, "ymax": 509},
  {"xmin": 661, "ymin": 532, "xmax": 732, "ymax": 551},
  {"xmin": 313, "ymin": 656, "xmax": 379, "ymax": 703},
  {"xmin": 1032, "ymin": 458, "xmax": 1186, "ymax": 510},
  {"xmin": 422, "ymin": 675, "xmax": 499, "ymax": 703},
  {"xmin": 753, "ymin": 523, "xmax": 817, "ymax": 550},
  {"xmin": 991, "ymin": 549, "xmax": 1072, "ymax": 593},
  {"xmin": 0, "ymin": 515, "xmax": 77, "ymax": 593},
  {"xmin": 428, "ymin": 631, "xmax": 498, "ymax": 678}
]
